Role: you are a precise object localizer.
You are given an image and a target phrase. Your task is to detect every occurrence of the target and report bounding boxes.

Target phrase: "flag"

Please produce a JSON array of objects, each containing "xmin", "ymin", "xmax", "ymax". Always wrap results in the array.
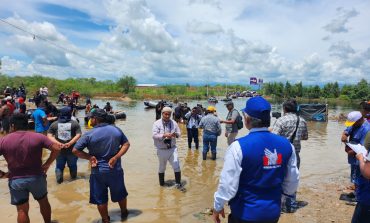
[
  {"xmin": 250, "ymin": 77, "xmax": 257, "ymax": 85},
  {"xmin": 258, "ymin": 78, "xmax": 263, "ymax": 84}
]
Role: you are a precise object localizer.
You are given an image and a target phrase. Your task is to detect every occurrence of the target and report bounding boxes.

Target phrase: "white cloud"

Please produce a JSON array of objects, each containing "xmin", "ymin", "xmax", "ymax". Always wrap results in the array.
[
  {"xmin": 323, "ymin": 7, "xmax": 359, "ymax": 34},
  {"xmin": 186, "ymin": 20, "xmax": 223, "ymax": 34},
  {"xmin": 329, "ymin": 41, "xmax": 355, "ymax": 59},
  {"xmin": 0, "ymin": 0, "xmax": 369, "ymax": 85}
]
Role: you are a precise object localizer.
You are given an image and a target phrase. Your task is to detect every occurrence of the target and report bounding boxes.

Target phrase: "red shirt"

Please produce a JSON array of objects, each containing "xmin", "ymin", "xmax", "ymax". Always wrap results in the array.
[{"xmin": 0, "ymin": 131, "xmax": 53, "ymax": 179}]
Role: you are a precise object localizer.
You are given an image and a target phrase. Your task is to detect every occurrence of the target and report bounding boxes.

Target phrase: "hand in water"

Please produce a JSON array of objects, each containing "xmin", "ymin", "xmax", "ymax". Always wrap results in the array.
[{"xmin": 89, "ymin": 156, "xmax": 97, "ymax": 167}]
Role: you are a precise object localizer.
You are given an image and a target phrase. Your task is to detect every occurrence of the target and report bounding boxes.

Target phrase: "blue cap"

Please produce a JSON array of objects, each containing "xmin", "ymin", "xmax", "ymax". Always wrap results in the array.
[
  {"xmin": 241, "ymin": 96, "xmax": 271, "ymax": 120},
  {"xmin": 58, "ymin": 106, "xmax": 72, "ymax": 123}
]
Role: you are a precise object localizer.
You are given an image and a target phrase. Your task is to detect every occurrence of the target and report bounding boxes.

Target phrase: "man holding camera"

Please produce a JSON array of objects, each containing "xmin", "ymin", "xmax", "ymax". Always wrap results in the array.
[
  {"xmin": 152, "ymin": 107, "xmax": 182, "ymax": 189},
  {"xmin": 184, "ymin": 107, "xmax": 202, "ymax": 150}
]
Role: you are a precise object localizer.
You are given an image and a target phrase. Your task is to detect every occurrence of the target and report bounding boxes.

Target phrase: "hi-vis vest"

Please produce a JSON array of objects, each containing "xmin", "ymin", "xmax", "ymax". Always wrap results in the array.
[{"xmin": 230, "ymin": 129, "xmax": 292, "ymax": 221}]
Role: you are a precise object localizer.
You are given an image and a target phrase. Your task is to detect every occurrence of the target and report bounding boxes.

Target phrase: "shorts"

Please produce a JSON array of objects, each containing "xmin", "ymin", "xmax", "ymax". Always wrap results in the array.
[
  {"xmin": 8, "ymin": 175, "xmax": 48, "ymax": 205},
  {"xmin": 89, "ymin": 170, "xmax": 128, "ymax": 205}
]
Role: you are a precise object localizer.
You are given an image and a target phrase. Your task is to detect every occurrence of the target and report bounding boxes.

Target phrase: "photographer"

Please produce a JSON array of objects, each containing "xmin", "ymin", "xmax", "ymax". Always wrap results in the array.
[
  {"xmin": 152, "ymin": 107, "xmax": 183, "ymax": 189},
  {"xmin": 184, "ymin": 107, "xmax": 202, "ymax": 150}
]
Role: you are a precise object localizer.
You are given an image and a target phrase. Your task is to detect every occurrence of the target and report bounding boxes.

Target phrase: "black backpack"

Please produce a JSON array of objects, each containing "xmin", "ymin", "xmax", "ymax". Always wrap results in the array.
[
  {"xmin": 229, "ymin": 109, "xmax": 243, "ymax": 130},
  {"xmin": 236, "ymin": 112, "xmax": 243, "ymax": 130}
]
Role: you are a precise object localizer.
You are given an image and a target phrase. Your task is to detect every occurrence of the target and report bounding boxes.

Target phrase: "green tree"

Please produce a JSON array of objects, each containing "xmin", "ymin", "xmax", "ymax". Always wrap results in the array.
[
  {"xmin": 284, "ymin": 81, "xmax": 293, "ymax": 98},
  {"xmin": 354, "ymin": 79, "xmax": 370, "ymax": 99},
  {"xmin": 117, "ymin": 75, "xmax": 137, "ymax": 94},
  {"xmin": 294, "ymin": 82, "xmax": 303, "ymax": 97},
  {"xmin": 333, "ymin": 82, "xmax": 340, "ymax": 97}
]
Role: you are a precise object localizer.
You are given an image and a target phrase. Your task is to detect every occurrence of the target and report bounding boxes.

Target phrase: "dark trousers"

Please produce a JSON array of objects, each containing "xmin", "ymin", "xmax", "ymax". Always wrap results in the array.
[
  {"xmin": 228, "ymin": 214, "xmax": 278, "ymax": 223},
  {"xmin": 352, "ymin": 203, "xmax": 370, "ymax": 223},
  {"xmin": 55, "ymin": 153, "xmax": 78, "ymax": 173},
  {"xmin": 187, "ymin": 128, "xmax": 199, "ymax": 149}
]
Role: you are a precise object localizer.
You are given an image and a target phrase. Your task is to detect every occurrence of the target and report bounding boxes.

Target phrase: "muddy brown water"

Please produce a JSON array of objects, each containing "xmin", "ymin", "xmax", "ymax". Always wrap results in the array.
[{"xmin": 0, "ymin": 99, "xmax": 358, "ymax": 222}]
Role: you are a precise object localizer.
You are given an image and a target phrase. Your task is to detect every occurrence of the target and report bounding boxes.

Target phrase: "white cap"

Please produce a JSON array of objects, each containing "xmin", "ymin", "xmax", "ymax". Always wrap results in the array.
[
  {"xmin": 5, "ymin": 96, "xmax": 12, "ymax": 100},
  {"xmin": 345, "ymin": 111, "xmax": 363, "ymax": 127},
  {"xmin": 162, "ymin": 107, "xmax": 172, "ymax": 113}
]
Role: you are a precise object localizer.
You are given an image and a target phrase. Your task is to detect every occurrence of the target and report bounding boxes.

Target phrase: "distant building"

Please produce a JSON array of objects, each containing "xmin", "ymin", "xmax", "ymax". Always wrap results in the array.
[{"xmin": 136, "ymin": 84, "xmax": 158, "ymax": 88}]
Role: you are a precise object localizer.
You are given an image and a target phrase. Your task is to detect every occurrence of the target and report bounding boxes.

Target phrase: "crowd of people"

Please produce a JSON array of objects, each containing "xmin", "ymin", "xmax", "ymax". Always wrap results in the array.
[
  {"xmin": 1, "ymin": 85, "xmax": 27, "ymax": 134},
  {"xmin": 56, "ymin": 90, "xmax": 80, "ymax": 105},
  {"xmin": 0, "ymin": 87, "xmax": 370, "ymax": 223}
]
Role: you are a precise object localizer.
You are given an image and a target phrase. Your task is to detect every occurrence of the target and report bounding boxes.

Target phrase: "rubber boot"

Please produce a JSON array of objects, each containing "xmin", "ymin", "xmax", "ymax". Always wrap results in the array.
[
  {"xmin": 70, "ymin": 169, "xmax": 77, "ymax": 180},
  {"xmin": 159, "ymin": 173, "xmax": 165, "ymax": 186},
  {"xmin": 211, "ymin": 152, "xmax": 216, "ymax": 160},
  {"xmin": 202, "ymin": 152, "xmax": 207, "ymax": 160},
  {"xmin": 175, "ymin": 172, "xmax": 181, "ymax": 185},
  {"xmin": 56, "ymin": 171, "xmax": 63, "ymax": 184}
]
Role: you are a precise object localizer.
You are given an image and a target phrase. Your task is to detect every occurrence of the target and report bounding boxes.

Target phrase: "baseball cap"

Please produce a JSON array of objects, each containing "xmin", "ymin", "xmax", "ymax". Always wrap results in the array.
[
  {"xmin": 225, "ymin": 101, "xmax": 234, "ymax": 106},
  {"xmin": 162, "ymin": 107, "xmax": 172, "ymax": 113},
  {"xmin": 241, "ymin": 96, "xmax": 271, "ymax": 121},
  {"xmin": 207, "ymin": 106, "xmax": 216, "ymax": 112},
  {"xmin": 5, "ymin": 96, "xmax": 12, "ymax": 100},
  {"xmin": 88, "ymin": 108, "xmax": 107, "ymax": 118},
  {"xmin": 58, "ymin": 107, "xmax": 72, "ymax": 123},
  {"xmin": 345, "ymin": 111, "xmax": 363, "ymax": 127}
]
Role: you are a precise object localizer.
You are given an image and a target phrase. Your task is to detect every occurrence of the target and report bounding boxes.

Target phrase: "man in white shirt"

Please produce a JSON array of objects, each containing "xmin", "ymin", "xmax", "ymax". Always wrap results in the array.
[{"xmin": 213, "ymin": 96, "xmax": 299, "ymax": 223}]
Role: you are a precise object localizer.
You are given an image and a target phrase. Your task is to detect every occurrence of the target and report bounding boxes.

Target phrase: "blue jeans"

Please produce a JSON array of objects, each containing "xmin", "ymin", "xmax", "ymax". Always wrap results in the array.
[
  {"xmin": 203, "ymin": 132, "xmax": 218, "ymax": 154},
  {"xmin": 55, "ymin": 153, "xmax": 78, "ymax": 174}
]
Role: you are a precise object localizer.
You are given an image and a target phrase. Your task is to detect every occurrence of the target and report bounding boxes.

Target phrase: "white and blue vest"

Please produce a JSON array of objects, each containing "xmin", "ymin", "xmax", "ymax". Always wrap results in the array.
[{"xmin": 230, "ymin": 129, "xmax": 292, "ymax": 221}]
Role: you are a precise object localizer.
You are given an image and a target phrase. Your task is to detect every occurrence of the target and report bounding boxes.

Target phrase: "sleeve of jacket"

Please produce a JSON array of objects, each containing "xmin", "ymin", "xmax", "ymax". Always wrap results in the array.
[
  {"xmin": 152, "ymin": 121, "xmax": 163, "ymax": 140},
  {"xmin": 174, "ymin": 121, "xmax": 181, "ymax": 137},
  {"xmin": 214, "ymin": 142, "xmax": 243, "ymax": 211},
  {"xmin": 282, "ymin": 144, "xmax": 300, "ymax": 196}
]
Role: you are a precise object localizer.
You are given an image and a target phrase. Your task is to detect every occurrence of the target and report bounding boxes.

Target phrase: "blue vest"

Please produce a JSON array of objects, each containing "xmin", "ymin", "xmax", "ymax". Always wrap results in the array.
[{"xmin": 230, "ymin": 129, "xmax": 293, "ymax": 221}]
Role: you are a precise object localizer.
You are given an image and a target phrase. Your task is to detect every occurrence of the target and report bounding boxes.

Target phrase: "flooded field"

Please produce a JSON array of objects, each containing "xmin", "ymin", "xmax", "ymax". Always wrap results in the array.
[{"xmin": 0, "ymin": 99, "xmax": 359, "ymax": 223}]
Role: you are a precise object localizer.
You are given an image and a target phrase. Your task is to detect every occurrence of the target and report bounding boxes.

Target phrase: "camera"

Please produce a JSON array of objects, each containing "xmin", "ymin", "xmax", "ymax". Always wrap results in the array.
[
  {"xmin": 163, "ymin": 138, "xmax": 172, "ymax": 149},
  {"xmin": 272, "ymin": 112, "xmax": 281, "ymax": 119}
]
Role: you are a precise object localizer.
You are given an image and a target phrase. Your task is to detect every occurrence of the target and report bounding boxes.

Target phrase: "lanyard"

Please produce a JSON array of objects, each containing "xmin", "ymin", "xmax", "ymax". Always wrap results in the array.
[{"xmin": 162, "ymin": 120, "xmax": 173, "ymax": 133}]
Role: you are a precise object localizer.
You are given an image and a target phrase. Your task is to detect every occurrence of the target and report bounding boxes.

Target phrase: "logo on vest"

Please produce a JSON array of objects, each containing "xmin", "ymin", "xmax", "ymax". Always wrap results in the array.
[{"xmin": 263, "ymin": 148, "xmax": 282, "ymax": 169}]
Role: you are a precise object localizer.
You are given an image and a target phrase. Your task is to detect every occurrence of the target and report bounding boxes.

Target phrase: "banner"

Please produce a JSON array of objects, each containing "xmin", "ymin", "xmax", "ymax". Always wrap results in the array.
[{"xmin": 250, "ymin": 77, "xmax": 257, "ymax": 85}]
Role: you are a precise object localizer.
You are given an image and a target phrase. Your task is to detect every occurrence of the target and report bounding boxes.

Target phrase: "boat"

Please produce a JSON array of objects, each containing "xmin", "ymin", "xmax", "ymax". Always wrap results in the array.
[
  {"xmin": 144, "ymin": 101, "xmax": 157, "ymax": 108},
  {"xmin": 75, "ymin": 104, "xmax": 86, "ymax": 110},
  {"xmin": 163, "ymin": 101, "xmax": 173, "ymax": 108},
  {"xmin": 208, "ymin": 97, "xmax": 218, "ymax": 103},
  {"xmin": 144, "ymin": 101, "xmax": 173, "ymax": 108},
  {"xmin": 114, "ymin": 111, "xmax": 127, "ymax": 119},
  {"xmin": 220, "ymin": 98, "xmax": 232, "ymax": 102},
  {"xmin": 84, "ymin": 111, "xmax": 127, "ymax": 124}
]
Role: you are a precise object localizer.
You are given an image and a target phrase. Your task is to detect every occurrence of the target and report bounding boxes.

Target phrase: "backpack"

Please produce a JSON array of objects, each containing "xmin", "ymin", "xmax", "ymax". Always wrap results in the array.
[{"xmin": 236, "ymin": 112, "xmax": 243, "ymax": 130}]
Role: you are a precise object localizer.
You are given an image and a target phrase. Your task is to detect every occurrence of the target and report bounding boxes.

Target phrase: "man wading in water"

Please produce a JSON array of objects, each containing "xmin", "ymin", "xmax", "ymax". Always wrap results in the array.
[
  {"xmin": 152, "ymin": 107, "xmax": 184, "ymax": 190},
  {"xmin": 47, "ymin": 107, "xmax": 81, "ymax": 184},
  {"xmin": 0, "ymin": 113, "xmax": 62, "ymax": 223},
  {"xmin": 72, "ymin": 109, "xmax": 130, "ymax": 223}
]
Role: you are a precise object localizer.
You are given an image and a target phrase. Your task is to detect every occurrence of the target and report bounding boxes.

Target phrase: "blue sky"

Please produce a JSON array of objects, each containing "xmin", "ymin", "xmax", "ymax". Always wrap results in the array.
[{"xmin": 0, "ymin": 0, "xmax": 369, "ymax": 84}]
